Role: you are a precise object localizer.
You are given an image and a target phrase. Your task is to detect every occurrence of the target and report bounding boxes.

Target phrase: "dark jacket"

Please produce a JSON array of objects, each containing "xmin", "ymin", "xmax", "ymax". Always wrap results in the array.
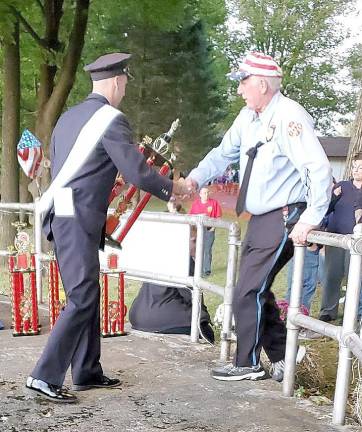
[
  {"xmin": 326, "ymin": 180, "xmax": 360, "ymax": 234},
  {"xmin": 43, "ymin": 93, "xmax": 172, "ymax": 245}
]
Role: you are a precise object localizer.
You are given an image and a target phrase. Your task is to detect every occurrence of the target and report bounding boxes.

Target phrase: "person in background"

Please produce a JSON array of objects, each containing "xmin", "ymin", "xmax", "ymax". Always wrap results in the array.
[
  {"xmin": 354, "ymin": 186, "xmax": 362, "ymax": 224},
  {"xmin": 129, "ymin": 201, "xmax": 214, "ymax": 343},
  {"xmin": 285, "ymin": 243, "xmax": 320, "ymax": 312},
  {"xmin": 285, "ymin": 177, "xmax": 339, "ymax": 313},
  {"xmin": 189, "ymin": 187, "xmax": 222, "ymax": 277},
  {"xmin": 318, "ymin": 153, "xmax": 362, "ymax": 322}
]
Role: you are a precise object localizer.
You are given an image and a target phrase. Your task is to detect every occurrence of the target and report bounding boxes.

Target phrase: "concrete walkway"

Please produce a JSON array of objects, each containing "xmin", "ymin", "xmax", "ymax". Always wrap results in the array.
[{"xmin": 0, "ymin": 298, "xmax": 358, "ymax": 432}]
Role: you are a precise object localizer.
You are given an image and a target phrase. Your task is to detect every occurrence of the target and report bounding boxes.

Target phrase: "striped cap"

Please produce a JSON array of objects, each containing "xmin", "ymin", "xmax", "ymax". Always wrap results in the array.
[{"xmin": 227, "ymin": 52, "xmax": 282, "ymax": 81}]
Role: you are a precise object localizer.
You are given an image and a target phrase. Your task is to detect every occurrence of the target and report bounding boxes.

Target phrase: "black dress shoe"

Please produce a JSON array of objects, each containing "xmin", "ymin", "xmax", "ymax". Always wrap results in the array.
[
  {"xmin": 72, "ymin": 375, "xmax": 121, "ymax": 391},
  {"xmin": 26, "ymin": 376, "xmax": 77, "ymax": 403}
]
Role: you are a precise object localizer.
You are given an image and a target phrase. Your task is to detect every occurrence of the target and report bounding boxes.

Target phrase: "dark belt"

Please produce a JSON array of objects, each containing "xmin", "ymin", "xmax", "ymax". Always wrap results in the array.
[{"xmin": 283, "ymin": 202, "xmax": 307, "ymax": 233}]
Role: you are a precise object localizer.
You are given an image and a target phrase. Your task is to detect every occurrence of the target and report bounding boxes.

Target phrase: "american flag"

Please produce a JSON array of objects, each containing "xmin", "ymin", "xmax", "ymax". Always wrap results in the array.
[{"xmin": 17, "ymin": 129, "xmax": 43, "ymax": 179}]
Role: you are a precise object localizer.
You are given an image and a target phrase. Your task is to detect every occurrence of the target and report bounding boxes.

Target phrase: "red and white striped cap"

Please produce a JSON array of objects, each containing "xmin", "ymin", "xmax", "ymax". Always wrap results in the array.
[{"xmin": 228, "ymin": 52, "xmax": 282, "ymax": 81}]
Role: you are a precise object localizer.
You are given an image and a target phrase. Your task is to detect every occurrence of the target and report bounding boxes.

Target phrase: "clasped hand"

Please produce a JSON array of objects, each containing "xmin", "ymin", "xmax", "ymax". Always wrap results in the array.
[{"xmin": 172, "ymin": 177, "xmax": 198, "ymax": 198}]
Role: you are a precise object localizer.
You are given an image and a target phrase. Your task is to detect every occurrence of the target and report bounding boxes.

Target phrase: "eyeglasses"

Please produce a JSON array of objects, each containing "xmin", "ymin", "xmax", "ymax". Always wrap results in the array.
[{"xmin": 122, "ymin": 66, "xmax": 134, "ymax": 81}]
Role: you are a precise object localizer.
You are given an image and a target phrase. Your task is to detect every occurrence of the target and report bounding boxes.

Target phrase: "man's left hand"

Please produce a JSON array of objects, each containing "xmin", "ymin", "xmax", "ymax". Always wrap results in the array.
[{"xmin": 289, "ymin": 222, "xmax": 316, "ymax": 245}]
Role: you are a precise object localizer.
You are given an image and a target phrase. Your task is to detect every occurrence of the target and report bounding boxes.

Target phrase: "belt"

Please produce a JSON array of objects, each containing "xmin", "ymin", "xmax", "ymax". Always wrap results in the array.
[{"xmin": 283, "ymin": 202, "xmax": 306, "ymax": 233}]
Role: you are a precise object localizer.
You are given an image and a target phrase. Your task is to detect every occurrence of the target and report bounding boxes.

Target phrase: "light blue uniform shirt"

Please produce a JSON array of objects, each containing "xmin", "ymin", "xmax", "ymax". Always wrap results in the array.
[{"xmin": 189, "ymin": 92, "xmax": 332, "ymax": 226}]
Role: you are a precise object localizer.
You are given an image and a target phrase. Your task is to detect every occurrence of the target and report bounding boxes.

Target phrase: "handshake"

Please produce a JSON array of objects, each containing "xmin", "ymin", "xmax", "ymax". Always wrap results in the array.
[{"xmin": 172, "ymin": 177, "xmax": 198, "ymax": 198}]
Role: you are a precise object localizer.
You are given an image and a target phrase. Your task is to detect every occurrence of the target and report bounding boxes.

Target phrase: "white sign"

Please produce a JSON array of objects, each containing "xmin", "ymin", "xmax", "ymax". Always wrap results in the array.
[{"xmin": 99, "ymin": 213, "xmax": 190, "ymax": 282}]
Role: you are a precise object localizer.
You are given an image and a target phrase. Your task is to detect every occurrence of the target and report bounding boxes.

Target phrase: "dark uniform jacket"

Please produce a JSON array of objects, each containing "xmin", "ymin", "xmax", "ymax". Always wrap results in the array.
[
  {"xmin": 129, "ymin": 260, "xmax": 212, "ymax": 332},
  {"xmin": 43, "ymin": 93, "xmax": 172, "ymax": 245},
  {"xmin": 129, "ymin": 282, "xmax": 212, "ymax": 332},
  {"xmin": 326, "ymin": 181, "xmax": 359, "ymax": 234}
]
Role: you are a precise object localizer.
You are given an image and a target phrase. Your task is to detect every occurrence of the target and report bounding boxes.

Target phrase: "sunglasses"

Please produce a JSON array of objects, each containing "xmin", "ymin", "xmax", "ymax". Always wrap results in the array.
[{"xmin": 122, "ymin": 66, "xmax": 134, "ymax": 80}]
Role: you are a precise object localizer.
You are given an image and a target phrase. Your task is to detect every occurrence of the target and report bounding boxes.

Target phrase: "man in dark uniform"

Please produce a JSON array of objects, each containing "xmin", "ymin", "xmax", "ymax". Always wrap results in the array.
[{"xmin": 26, "ymin": 53, "xmax": 189, "ymax": 403}]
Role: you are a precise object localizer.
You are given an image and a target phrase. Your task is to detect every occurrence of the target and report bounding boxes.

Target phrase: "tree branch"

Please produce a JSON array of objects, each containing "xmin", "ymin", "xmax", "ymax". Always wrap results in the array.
[
  {"xmin": 11, "ymin": 6, "xmax": 47, "ymax": 49},
  {"xmin": 35, "ymin": 0, "xmax": 45, "ymax": 16},
  {"xmin": 44, "ymin": 0, "xmax": 90, "ymax": 128}
]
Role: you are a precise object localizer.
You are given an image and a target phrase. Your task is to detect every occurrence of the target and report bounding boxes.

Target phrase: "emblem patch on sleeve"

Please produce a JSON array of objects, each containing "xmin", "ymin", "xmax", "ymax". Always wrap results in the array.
[{"xmin": 288, "ymin": 121, "xmax": 302, "ymax": 137}]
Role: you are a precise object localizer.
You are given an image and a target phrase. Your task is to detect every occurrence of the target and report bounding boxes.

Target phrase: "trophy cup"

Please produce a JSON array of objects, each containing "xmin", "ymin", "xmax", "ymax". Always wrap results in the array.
[
  {"xmin": 8, "ymin": 222, "xmax": 40, "ymax": 336},
  {"xmin": 105, "ymin": 119, "xmax": 179, "ymax": 246},
  {"xmin": 100, "ymin": 120, "xmax": 179, "ymax": 337}
]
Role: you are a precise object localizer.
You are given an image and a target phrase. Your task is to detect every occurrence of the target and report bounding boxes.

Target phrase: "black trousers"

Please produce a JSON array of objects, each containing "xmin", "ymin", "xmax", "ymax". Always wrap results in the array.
[
  {"xmin": 31, "ymin": 216, "xmax": 103, "ymax": 386},
  {"xmin": 233, "ymin": 207, "xmax": 295, "ymax": 367}
]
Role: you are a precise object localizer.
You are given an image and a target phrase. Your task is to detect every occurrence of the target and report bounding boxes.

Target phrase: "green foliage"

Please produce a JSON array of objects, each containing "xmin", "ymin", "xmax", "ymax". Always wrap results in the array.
[
  {"xmin": 72, "ymin": 0, "xmax": 228, "ymax": 170},
  {"xmin": 226, "ymin": 0, "xmax": 358, "ymax": 133},
  {"xmin": 128, "ymin": 20, "xmax": 226, "ymax": 168},
  {"xmin": 348, "ymin": 43, "xmax": 362, "ymax": 83},
  {"xmin": 109, "ymin": 0, "xmax": 187, "ymax": 31},
  {"xmin": 0, "ymin": 0, "xmax": 19, "ymax": 43}
]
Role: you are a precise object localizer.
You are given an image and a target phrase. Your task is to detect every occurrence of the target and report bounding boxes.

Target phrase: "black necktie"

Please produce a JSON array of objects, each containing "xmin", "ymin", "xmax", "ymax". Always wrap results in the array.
[{"xmin": 235, "ymin": 141, "xmax": 265, "ymax": 216}]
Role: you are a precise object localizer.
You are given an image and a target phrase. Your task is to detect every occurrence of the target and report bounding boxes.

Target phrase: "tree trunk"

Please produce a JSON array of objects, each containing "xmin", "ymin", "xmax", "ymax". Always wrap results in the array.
[
  {"xmin": 0, "ymin": 20, "xmax": 20, "ymax": 254},
  {"xmin": 34, "ymin": 0, "xmax": 90, "ymax": 191},
  {"xmin": 344, "ymin": 90, "xmax": 362, "ymax": 179}
]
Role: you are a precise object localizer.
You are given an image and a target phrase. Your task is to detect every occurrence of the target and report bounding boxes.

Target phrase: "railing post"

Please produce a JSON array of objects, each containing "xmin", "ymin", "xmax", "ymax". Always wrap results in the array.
[
  {"xmin": 191, "ymin": 218, "xmax": 204, "ymax": 343},
  {"xmin": 283, "ymin": 245, "xmax": 305, "ymax": 396},
  {"xmin": 333, "ymin": 224, "xmax": 362, "ymax": 425},
  {"xmin": 220, "ymin": 222, "xmax": 240, "ymax": 361}
]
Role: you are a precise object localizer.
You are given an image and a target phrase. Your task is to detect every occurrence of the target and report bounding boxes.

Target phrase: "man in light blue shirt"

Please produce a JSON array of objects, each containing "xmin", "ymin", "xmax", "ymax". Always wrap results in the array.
[{"xmin": 186, "ymin": 52, "xmax": 332, "ymax": 382}]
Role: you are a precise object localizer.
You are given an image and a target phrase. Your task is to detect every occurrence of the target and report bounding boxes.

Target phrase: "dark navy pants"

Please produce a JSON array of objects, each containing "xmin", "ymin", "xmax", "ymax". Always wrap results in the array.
[
  {"xmin": 31, "ymin": 216, "xmax": 103, "ymax": 386},
  {"xmin": 233, "ymin": 207, "xmax": 295, "ymax": 367}
]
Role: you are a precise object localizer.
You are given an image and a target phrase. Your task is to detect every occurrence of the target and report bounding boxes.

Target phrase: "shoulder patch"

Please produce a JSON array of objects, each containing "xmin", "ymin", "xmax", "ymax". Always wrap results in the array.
[{"xmin": 287, "ymin": 121, "xmax": 302, "ymax": 137}]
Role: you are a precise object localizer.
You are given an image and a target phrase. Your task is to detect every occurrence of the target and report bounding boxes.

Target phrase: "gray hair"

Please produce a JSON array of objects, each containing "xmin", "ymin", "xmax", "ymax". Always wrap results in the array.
[{"xmin": 261, "ymin": 76, "xmax": 282, "ymax": 93}]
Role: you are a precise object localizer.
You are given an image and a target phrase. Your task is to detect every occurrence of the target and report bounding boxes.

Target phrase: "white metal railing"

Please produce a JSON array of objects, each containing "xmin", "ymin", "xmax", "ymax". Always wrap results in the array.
[
  {"xmin": 283, "ymin": 224, "xmax": 362, "ymax": 426},
  {"xmin": 113, "ymin": 211, "xmax": 241, "ymax": 355},
  {"xmin": 0, "ymin": 201, "xmax": 241, "ymax": 356}
]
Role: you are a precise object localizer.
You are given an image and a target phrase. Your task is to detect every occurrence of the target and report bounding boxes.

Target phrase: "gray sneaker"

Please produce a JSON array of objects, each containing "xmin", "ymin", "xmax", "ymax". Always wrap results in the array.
[
  {"xmin": 298, "ymin": 329, "xmax": 323, "ymax": 340},
  {"xmin": 211, "ymin": 363, "xmax": 266, "ymax": 381},
  {"xmin": 270, "ymin": 359, "xmax": 285, "ymax": 382}
]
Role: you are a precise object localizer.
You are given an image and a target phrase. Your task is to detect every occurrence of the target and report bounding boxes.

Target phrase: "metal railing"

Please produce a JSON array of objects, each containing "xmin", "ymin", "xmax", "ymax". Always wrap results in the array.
[
  {"xmin": 283, "ymin": 224, "xmax": 362, "ymax": 425},
  {"xmin": 106, "ymin": 211, "xmax": 240, "ymax": 356},
  {"xmin": 0, "ymin": 202, "xmax": 241, "ymax": 357}
]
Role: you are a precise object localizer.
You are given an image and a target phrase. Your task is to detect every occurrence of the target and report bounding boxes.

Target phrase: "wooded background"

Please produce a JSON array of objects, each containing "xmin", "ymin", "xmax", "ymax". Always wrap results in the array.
[{"xmin": 0, "ymin": 0, "xmax": 361, "ymax": 248}]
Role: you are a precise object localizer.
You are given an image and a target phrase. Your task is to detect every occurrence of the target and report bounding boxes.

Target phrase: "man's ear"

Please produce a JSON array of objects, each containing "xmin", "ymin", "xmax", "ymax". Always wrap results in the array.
[
  {"xmin": 260, "ymin": 78, "xmax": 268, "ymax": 94},
  {"xmin": 114, "ymin": 76, "xmax": 119, "ymax": 91}
]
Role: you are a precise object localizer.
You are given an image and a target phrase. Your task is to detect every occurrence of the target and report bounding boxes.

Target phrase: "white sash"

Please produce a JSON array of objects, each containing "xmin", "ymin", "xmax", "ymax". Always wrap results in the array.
[{"xmin": 38, "ymin": 104, "xmax": 120, "ymax": 215}]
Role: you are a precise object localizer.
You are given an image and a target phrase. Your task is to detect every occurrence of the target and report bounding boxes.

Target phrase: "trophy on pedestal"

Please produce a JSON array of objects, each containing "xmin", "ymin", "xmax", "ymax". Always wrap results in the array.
[{"xmin": 8, "ymin": 221, "xmax": 40, "ymax": 336}]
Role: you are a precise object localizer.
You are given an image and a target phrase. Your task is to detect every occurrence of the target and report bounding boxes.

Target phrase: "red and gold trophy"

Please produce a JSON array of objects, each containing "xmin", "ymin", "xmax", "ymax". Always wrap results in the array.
[
  {"xmin": 8, "ymin": 222, "xmax": 40, "ymax": 336},
  {"xmin": 100, "ymin": 120, "xmax": 179, "ymax": 337},
  {"xmin": 105, "ymin": 119, "xmax": 179, "ymax": 246},
  {"xmin": 100, "ymin": 253, "xmax": 127, "ymax": 337},
  {"xmin": 47, "ymin": 252, "xmax": 65, "ymax": 329}
]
